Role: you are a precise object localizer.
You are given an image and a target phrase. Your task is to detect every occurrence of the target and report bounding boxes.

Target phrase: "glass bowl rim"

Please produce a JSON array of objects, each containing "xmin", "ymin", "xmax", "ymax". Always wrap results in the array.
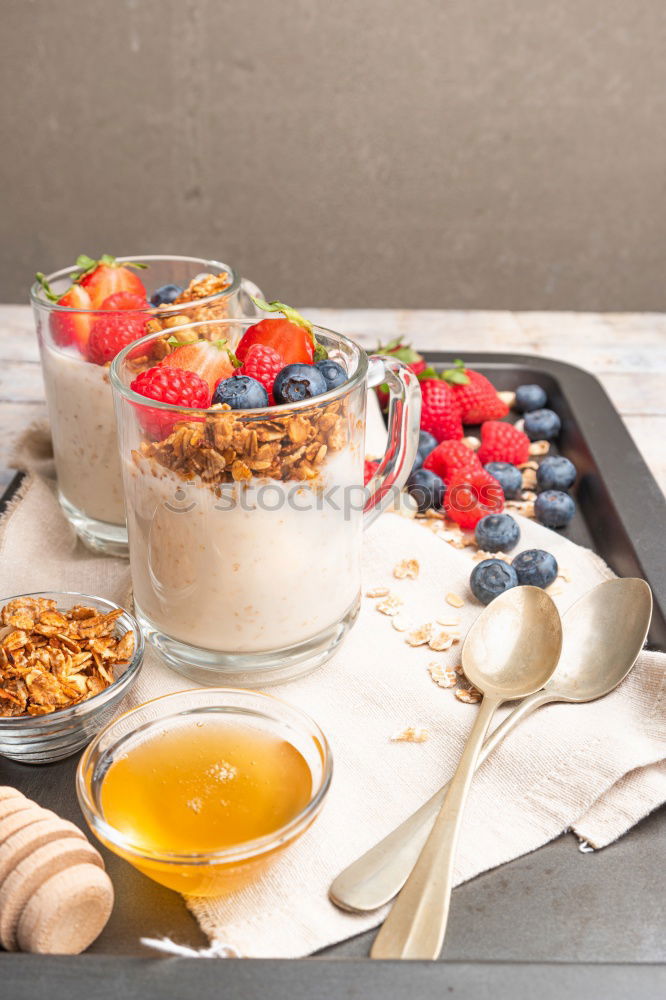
[
  {"xmin": 0, "ymin": 590, "xmax": 144, "ymax": 728},
  {"xmin": 76, "ymin": 687, "xmax": 333, "ymax": 867},
  {"xmin": 29, "ymin": 254, "xmax": 240, "ymax": 315},
  {"xmin": 110, "ymin": 319, "xmax": 369, "ymax": 417}
]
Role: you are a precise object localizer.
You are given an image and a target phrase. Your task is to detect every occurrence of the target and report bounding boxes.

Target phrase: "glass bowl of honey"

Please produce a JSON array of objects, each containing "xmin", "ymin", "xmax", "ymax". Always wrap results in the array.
[{"xmin": 76, "ymin": 688, "xmax": 332, "ymax": 896}]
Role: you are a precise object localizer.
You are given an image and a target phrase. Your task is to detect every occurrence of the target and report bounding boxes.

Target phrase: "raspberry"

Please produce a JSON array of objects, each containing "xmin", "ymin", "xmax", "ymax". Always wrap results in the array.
[
  {"xmin": 239, "ymin": 344, "xmax": 284, "ymax": 404},
  {"xmin": 445, "ymin": 466, "xmax": 504, "ymax": 530},
  {"xmin": 87, "ymin": 312, "xmax": 147, "ymax": 365},
  {"xmin": 419, "ymin": 379, "xmax": 463, "ymax": 442},
  {"xmin": 99, "ymin": 291, "xmax": 149, "ymax": 311},
  {"xmin": 477, "ymin": 421, "xmax": 530, "ymax": 466},
  {"xmin": 364, "ymin": 459, "xmax": 379, "ymax": 485},
  {"xmin": 423, "ymin": 440, "xmax": 480, "ymax": 483},
  {"xmin": 131, "ymin": 365, "xmax": 210, "ymax": 440}
]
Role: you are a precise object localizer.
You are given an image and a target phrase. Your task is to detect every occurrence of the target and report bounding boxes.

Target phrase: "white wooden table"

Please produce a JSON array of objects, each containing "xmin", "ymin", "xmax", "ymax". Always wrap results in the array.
[{"xmin": 0, "ymin": 305, "xmax": 664, "ymax": 492}]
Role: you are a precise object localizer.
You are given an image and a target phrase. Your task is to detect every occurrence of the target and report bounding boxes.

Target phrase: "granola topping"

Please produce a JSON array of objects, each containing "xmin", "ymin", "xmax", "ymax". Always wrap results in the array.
[{"xmin": 0, "ymin": 597, "xmax": 135, "ymax": 718}]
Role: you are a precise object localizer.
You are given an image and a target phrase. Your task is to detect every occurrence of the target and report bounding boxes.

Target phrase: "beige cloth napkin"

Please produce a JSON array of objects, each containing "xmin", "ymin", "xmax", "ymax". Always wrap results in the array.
[{"xmin": 0, "ymin": 473, "xmax": 664, "ymax": 958}]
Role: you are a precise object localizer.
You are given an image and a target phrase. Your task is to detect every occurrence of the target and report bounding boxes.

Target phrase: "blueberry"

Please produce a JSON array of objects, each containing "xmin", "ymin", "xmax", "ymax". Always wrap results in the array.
[
  {"xmin": 515, "ymin": 384, "xmax": 547, "ymax": 412},
  {"xmin": 534, "ymin": 489, "xmax": 576, "ymax": 528},
  {"xmin": 273, "ymin": 364, "xmax": 328, "ymax": 404},
  {"xmin": 470, "ymin": 559, "xmax": 519, "ymax": 605},
  {"xmin": 315, "ymin": 359, "xmax": 347, "ymax": 390},
  {"xmin": 484, "ymin": 461, "xmax": 523, "ymax": 500},
  {"xmin": 410, "ymin": 451, "xmax": 424, "ymax": 475},
  {"xmin": 524, "ymin": 408, "xmax": 561, "ymax": 441},
  {"xmin": 150, "ymin": 283, "xmax": 183, "ymax": 306},
  {"xmin": 417, "ymin": 430, "xmax": 438, "ymax": 460},
  {"xmin": 474, "ymin": 513, "xmax": 521, "ymax": 553},
  {"xmin": 212, "ymin": 375, "xmax": 269, "ymax": 409},
  {"xmin": 512, "ymin": 549, "xmax": 558, "ymax": 588},
  {"xmin": 536, "ymin": 455, "xmax": 576, "ymax": 492},
  {"xmin": 406, "ymin": 468, "xmax": 445, "ymax": 513}
]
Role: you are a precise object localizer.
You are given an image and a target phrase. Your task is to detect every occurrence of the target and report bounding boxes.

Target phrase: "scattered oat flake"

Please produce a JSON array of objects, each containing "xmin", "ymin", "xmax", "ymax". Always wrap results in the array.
[
  {"xmin": 497, "ymin": 390, "xmax": 516, "ymax": 408},
  {"xmin": 521, "ymin": 468, "xmax": 537, "ymax": 490},
  {"xmin": 366, "ymin": 586, "xmax": 390, "ymax": 599},
  {"xmin": 428, "ymin": 663, "xmax": 457, "ymax": 688},
  {"xmin": 392, "ymin": 614, "xmax": 414, "ymax": 633},
  {"xmin": 558, "ymin": 569, "xmax": 572, "ymax": 582},
  {"xmin": 446, "ymin": 593, "xmax": 465, "ymax": 608},
  {"xmin": 455, "ymin": 686, "xmax": 482, "ymax": 704},
  {"xmin": 436, "ymin": 614, "xmax": 459, "ymax": 627},
  {"xmin": 391, "ymin": 727, "xmax": 429, "ymax": 743},
  {"xmin": 529, "ymin": 440, "xmax": 550, "ymax": 456},
  {"xmin": 547, "ymin": 583, "xmax": 564, "ymax": 596},
  {"xmin": 376, "ymin": 594, "xmax": 404, "ymax": 616},
  {"xmin": 393, "ymin": 559, "xmax": 419, "ymax": 580},
  {"xmin": 428, "ymin": 631, "xmax": 453, "ymax": 652},
  {"xmin": 522, "ymin": 490, "xmax": 537, "ymax": 502},
  {"xmin": 462, "ymin": 435, "xmax": 481, "ymax": 451},
  {"xmin": 406, "ymin": 624, "xmax": 433, "ymax": 646},
  {"xmin": 473, "ymin": 549, "xmax": 512, "ymax": 563}
]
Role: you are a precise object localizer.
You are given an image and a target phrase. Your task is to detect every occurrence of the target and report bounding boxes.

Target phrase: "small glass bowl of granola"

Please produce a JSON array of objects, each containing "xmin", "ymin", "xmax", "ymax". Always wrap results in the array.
[{"xmin": 0, "ymin": 592, "xmax": 144, "ymax": 763}]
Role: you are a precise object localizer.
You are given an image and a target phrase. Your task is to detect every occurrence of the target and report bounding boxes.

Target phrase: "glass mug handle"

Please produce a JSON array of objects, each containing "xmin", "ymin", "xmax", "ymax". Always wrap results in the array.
[
  {"xmin": 238, "ymin": 278, "xmax": 266, "ymax": 316},
  {"xmin": 364, "ymin": 355, "xmax": 422, "ymax": 529}
]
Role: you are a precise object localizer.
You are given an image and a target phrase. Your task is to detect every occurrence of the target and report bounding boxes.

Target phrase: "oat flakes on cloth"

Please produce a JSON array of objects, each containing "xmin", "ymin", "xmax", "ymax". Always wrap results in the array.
[{"xmin": 0, "ymin": 473, "xmax": 664, "ymax": 958}]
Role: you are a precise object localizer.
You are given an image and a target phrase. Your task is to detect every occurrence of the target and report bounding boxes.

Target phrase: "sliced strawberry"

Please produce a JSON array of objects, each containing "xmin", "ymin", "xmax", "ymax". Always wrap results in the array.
[
  {"xmin": 161, "ymin": 340, "xmax": 236, "ymax": 395},
  {"xmin": 445, "ymin": 466, "xmax": 504, "ymax": 529},
  {"xmin": 73, "ymin": 254, "xmax": 148, "ymax": 308},
  {"xmin": 40, "ymin": 279, "xmax": 94, "ymax": 353}
]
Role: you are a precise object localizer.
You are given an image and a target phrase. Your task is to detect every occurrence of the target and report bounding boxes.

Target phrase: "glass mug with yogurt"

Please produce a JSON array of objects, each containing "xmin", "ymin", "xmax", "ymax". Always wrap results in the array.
[
  {"xmin": 30, "ymin": 255, "xmax": 263, "ymax": 556},
  {"xmin": 111, "ymin": 319, "xmax": 421, "ymax": 685}
]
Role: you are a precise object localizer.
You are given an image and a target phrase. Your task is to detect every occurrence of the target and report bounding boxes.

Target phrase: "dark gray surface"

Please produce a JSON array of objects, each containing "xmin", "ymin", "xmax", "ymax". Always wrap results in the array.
[{"xmin": 0, "ymin": 353, "xmax": 664, "ymax": 996}]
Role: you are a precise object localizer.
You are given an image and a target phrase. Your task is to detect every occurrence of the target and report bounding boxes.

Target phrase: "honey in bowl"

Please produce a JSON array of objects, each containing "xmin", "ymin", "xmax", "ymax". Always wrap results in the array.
[
  {"xmin": 78, "ymin": 690, "xmax": 331, "ymax": 897},
  {"xmin": 100, "ymin": 717, "xmax": 313, "ymax": 854}
]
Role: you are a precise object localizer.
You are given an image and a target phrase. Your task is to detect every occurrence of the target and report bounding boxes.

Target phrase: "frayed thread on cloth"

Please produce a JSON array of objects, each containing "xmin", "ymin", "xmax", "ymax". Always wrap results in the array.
[{"xmin": 141, "ymin": 936, "xmax": 241, "ymax": 958}]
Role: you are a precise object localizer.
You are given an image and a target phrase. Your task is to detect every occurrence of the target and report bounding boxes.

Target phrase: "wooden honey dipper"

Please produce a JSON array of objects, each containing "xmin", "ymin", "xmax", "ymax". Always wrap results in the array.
[{"xmin": 0, "ymin": 786, "xmax": 113, "ymax": 954}]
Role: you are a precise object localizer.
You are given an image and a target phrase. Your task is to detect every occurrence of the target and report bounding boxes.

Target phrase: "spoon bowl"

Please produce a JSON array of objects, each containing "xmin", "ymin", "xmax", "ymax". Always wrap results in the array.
[
  {"xmin": 463, "ymin": 586, "xmax": 563, "ymax": 699},
  {"xmin": 544, "ymin": 577, "xmax": 652, "ymax": 702}
]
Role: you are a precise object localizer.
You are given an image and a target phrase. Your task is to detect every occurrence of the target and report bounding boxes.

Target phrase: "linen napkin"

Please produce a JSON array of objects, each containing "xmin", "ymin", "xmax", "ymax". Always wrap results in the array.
[{"xmin": 0, "ymin": 472, "xmax": 664, "ymax": 957}]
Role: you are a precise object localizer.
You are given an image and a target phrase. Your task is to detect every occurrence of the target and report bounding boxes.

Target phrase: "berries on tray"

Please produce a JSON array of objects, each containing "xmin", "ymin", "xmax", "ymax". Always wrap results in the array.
[
  {"xmin": 524, "ymin": 408, "xmax": 561, "ymax": 441},
  {"xmin": 237, "ymin": 300, "xmax": 318, "ymax": 366},
  {"xmin": 536, "ymin": 455, "xmax": 576, "ymax": 492},
  {"xmin": 273, "ymin": 364, "xmax": 328, "ymax": 404},
  {"xmin": 315, "ymin": 359, "xmax": 347, "ymax": 391},
  {"xmin": 534, "ymin": 490, "xmax": 576, "ymax": 528},
  {"xmin": 87, "ymin": 311, "xmax": 148, "ymax": 365},
  {"xmin": 444, "ymin": 466, "xmax": 504, "ymax": 529},
  {"xmin": 212, "ymin": 374, "xmax": 269, "ymax": 409},
  {"xmin": 419, "ymin": 378, "xmax": 464, "ymax": 442},
  {"xmin": 439, "ymin": 360, "xmax": 509, "ymax": 423},
  {"xmin": 483, "ymin": 461, "xmax": 523, "ymax": 499},
  {"xmin": 162, "ymin": 340, "xmax": 235, "ymax": 395},
  {"xmin": 131, "ymin": 366, "xmax": 210, "ymax": 439},
  {"xmin": 364, "ymin": 459, "xmax": 380, "ymax": 485},
  {"xmin": 151, "ymin": 283, "xmax": 183, "ymax": 306},
  {"xmin": 474, "ymin": 513, "xmax": 520, "ymax": 553},
  {"xmin": 417, "ymin": 430, "xmax": 438, "ymax": 460},
  {"xmin": 407, "ymin": 468, "xmax": 445, "ymax": 513},
  {"xmin": 512, "ymin": 549, "xmax": 558, "ymax": 588},
  {"xmin": 423, "ymin": 439, "xmax": 480, "ymax": 483},
  {"xmin": 239, "ymin": 344, "xmax": 284, "ymax": 404},
  {"xmin": 477, "ymin": 421, "xmax": 530, "ymax": 466},
  {"xmin": 72, "ymin": 254, "xmax": 148, "ymax": 309},
  {"xmin": 515, "ymin": 384, "xmax": 547, "ymax": 413},
  {"xmin": 373, "ymin": 339, "xmax": 426, "ymax": 409},
  {"xmin": 470, "ymin": 559, "xmax": 519, "ymax": 605}
]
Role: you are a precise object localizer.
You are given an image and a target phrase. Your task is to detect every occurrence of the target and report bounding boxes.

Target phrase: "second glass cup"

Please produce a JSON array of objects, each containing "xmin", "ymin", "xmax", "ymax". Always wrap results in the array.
[{"xmin": 111, "ymin": 319, "xmax": 421, "ymax": 686}]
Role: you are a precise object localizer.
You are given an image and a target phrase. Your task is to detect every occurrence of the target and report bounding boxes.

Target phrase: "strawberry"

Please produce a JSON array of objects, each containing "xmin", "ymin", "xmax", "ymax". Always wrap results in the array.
[
  {"xmin": 236, "ymin": 299, "xmax": 320, "ymax": 366},
  {"xmin": 419, "ymin": 378, "xmax": 464, "ymax": 442},
  {"xmin": 374, "ymin": 339, "xmax": 426, "ymax": 409},
  {"xmin": 161, "ymin": 340, "xmax": 236, "ymax": 395},
  {"xmin": 239, "ymin": 344, "xmax": 284, "ymax": 404},
  {"xmin": 477, "ymin": 421, "xmax": 530, "ymax": 466},
  {"xmin": 364, "ymin": 459, "xmax": 379, "ymax": 485},
  {"xmin": 35, "ymin": 273, "xmax": 94, "ymax": 352},
  {"xmin": 439, "ymin": 360, "xmax": 509, "ymax": 423},
  {"xmin": 131, "ymin": 366, "xmax": 211, "ymax": 440},
  {"xmin": 73, "ymin": 254, "xmax": 148, "ymax": 308},
  {"xmin": 98, "ymin": 291, "xmax": 149, "ymax": 311},
  {"xmin": 87, "ymin": 311, "xmax": 148, "ymax": 365},
  {"xmin": 423, "ymin": 440, "xmax": 481, "ymax": 483},
  {"xmin": 445, "ymin": 466, "xmax": 504, "ymax": 530}
]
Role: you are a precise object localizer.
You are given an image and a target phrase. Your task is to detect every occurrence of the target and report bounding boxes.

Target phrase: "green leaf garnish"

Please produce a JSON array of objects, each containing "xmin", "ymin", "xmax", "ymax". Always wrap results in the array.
[
  {"xmin": 313, "ymin": 342, "xmax": 329, "ymax": 362},
  {"xmin": 34, "ymin": 272, "xmax": 59, "ymax": 303},
  {"xmin": 441, "ymin": 358, "xmax": 470, "ymax": 386},
  {"xmin": 72, "ymin": 254, "xmax": 148, "ymax": 283}
]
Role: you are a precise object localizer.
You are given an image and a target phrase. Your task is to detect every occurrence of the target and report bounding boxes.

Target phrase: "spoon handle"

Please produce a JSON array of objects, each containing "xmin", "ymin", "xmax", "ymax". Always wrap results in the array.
[
  {"xmin": 370, "ymin": 694, "xmax": 502, "ymax": 960},
  {"xmin": 330, "ymin": 689, "xmax": 551, "ymax": 913}
]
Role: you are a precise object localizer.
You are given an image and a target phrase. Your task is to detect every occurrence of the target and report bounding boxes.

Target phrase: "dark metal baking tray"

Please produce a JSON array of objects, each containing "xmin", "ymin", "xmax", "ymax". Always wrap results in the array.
[{"xmin": 1, "ymin": 352, "xmax": 664, "ymax": 999}]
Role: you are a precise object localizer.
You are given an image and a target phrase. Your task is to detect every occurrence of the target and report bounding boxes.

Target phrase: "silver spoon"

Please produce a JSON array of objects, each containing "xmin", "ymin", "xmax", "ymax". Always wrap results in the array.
[
  {"xmin": 370, "ymin": 586, "xmax": 563, "ymax": 960},
  {"xmin": 331, "ymin": 577, "xmax": 652, "ymax": 915}
]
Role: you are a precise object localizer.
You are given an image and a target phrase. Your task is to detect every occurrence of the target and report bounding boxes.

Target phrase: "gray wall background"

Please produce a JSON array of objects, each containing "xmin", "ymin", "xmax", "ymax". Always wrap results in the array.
[{"xmin": 3, "ymin": 0, "xmax": 666, "ymax": 309}]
